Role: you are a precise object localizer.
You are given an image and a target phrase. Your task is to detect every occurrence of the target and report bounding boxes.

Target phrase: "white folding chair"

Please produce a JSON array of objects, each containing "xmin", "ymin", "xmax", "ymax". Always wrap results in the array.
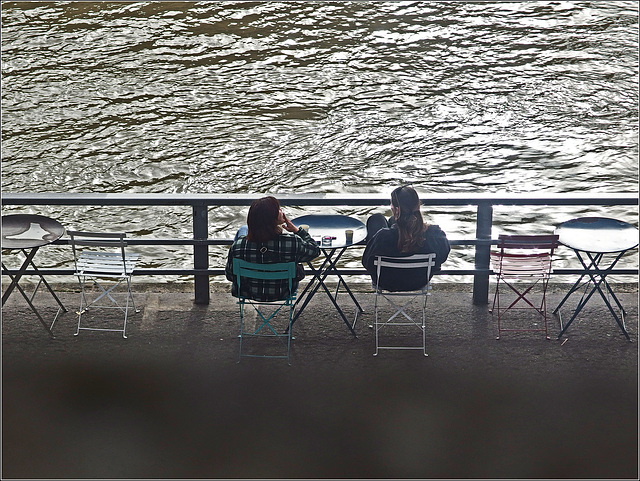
[
  {"xmin": 372, "ymin": 253, "xmax": 436, "ymax": 357},
  {"xmin": 232, "ymin": 258, "xmax": 297, "ymax": 364},
  {"xmin": 68, "ymin": 231, "xmax": 139, "ymax": 339}
]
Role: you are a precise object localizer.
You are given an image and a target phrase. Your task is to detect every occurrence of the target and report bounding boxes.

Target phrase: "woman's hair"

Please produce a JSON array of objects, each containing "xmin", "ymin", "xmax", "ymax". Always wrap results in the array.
[
  {"xmin": 391, "ymin": 185, "xmax": 427, "ymax": 252},
  {"xmin": 246, "ymin": 196, "xmax": 283, "ymax": 243}
]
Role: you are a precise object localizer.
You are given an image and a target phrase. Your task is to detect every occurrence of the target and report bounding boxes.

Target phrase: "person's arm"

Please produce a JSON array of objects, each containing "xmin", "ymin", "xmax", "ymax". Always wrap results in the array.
[
  {"xmin": 426, "ymin": 225, "xmax": 451, "ymax": 267},
  {"xmin": 225, "ymin": 244, "xmax": 236, "ymax": 282},
  {"xmin": 362, "ymin": 228, "xmax": 392, "ymax": 272},
  {"xmin": 295, "ymin": 228, "xmax": 320, "ymax": 262}
]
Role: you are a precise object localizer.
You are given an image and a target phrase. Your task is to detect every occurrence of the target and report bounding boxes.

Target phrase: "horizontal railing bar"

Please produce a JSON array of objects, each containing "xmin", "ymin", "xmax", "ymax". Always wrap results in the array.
[
  {"xmin": 46, "ymin": 238, "xmax": 491, "ymax": 247},
  {"xmin": 4, "ymin": 268, "xmax": 638, "ymax": 277},
  {"xmin": 2, "ymin": 192, "xmax": 638, "ymax": 207}
]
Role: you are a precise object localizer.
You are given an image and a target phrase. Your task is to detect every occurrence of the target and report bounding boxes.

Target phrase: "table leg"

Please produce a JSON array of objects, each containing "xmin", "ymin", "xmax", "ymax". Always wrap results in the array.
[
  {"xmin": 292, "ymin": 254, "xmax": 332, "ymax": 323},
  {"xmin": 2, "ymin": 247, "xmax": 66, "ymax": 338},
  {"xmin": 557, "ymin": 250, "xmax": 631, "ymax": 341},
  {"xmin": 291, "ymin": 247, "xmax": 359, "ymax": 337},
  {"xmin": 583, "ymin": 251, "xmax": 630, "ymax": 340},
  {"xmin": 2, "ymin": 247, "xmax": 38, "ymax": 305},
  {"xmin": 315, "ymin": 275, "xmax": 358, "ymax": 337},
  {"xmin": 553, "ymin": 252, "xmax": 601, "ymax": 315},
  {"xmin": 2, "ymin": 260, "xmax": 56, "ymax": 338},
  {"xmin": 557, "ymin": 272, "xmax": 605, "ymax": 339},
  {"xmin": 323, "ymin": 248, "xmax": 364, "ymax": 329},
  {"xmin": 23, "ymin": 248, "xmax": 67, "ymax": 315}
]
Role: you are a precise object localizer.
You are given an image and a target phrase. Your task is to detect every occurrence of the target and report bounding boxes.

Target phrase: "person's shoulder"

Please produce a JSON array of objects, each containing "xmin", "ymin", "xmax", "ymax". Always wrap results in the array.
[
  {"xmin": 370, "ymin": 227, "xmax": 398, "ymax": 249},
  {"xmin": 276, "ymin": 232, "xmax": 302, "ymax": 246},
  {"xmin": 278, "ymin": 232, "xmax": 298, "ymax": 242},
  {"xmin": 377, "ymin": 226, "xmax": 397, "ymax": 237},
  {"xmin": 425, "ymin": 224, "xmax": 446, "ymax": 235},
  {"xmin": 231, "ymin": 237, "xmax": 245, "ymax": 248},
  {"xmin": 230, "ymin": 237, "xmax": 249, "ymax": 254}
]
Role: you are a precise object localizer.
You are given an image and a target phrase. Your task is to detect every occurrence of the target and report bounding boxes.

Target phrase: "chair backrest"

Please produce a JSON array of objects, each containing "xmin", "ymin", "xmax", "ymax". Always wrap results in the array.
[
  {"xmin": 496, "ymin": 234, "xmax": 560, "ymax": 250},
  {"xmin": 374, "ymin": 253, "xmax": 436, "ymax": 292},
  {"xmin": 492, "ymin": 234, "xmax": 559, "ymax": 277},
  {"xmin": 67, "ymin": 231, "xmax": 133, "ymax": 276},
  {"xmin": 232, "ymin": 258, "xmax": 297, "ymax": 300}
]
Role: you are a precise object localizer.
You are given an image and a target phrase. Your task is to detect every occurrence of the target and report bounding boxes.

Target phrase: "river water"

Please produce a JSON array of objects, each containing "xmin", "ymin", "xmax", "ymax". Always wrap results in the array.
[{"xmin": 1, "ymin": 1, "xmax": 638, "ymax": 281}]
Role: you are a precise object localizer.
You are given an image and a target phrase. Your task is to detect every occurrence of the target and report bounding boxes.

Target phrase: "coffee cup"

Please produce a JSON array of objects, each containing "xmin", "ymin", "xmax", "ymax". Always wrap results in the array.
[
  {"xmin": 299, "ymin": 224, "xmax": 309, "ymax": 232},
  {"xmin": 345, "ymin": 229, "xmax": 354, "ymax": 244}
]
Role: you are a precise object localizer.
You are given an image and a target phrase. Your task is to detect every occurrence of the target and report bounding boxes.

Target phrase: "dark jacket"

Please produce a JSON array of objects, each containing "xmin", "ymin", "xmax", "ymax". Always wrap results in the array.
[{"xmin": 362, "ymin": 224, "xmax": 450, "ymax": 291}]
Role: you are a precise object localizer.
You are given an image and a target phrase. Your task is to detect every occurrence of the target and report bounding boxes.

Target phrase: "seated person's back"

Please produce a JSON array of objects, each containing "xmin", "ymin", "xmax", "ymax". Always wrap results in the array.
[
  {"xmin": 226, "ymin": 196, "xmax": 320, "ymax": 301},
  {"xmin": 362, "ymin": 186, "xmax": 450, "ymax": 291}
]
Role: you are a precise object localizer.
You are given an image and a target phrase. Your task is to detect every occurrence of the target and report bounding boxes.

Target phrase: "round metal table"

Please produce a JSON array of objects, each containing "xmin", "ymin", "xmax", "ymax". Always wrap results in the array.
[
  {"xmin": 554, "ymin": 217, "xmax": 638, "ymax": 341},
  {"xmin": 291, "ymin": 214, "xmax": 367, "ymax": 336},
  {"xmin": 2, "ymin": 214, "xmax": 68, "ymax": 337}
]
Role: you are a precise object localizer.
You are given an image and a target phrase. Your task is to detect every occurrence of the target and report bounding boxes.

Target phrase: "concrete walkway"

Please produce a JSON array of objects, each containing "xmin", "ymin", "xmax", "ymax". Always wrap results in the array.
[{"xmin": 2, "ymin": 281, "xmax": 638, "ymax": 479}]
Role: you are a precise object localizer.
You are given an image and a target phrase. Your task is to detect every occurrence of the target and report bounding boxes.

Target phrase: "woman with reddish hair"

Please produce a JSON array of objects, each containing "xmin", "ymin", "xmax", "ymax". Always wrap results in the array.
[{"xmin": 225, "ymin": 196, "xmax": 320, "ymax": 301}]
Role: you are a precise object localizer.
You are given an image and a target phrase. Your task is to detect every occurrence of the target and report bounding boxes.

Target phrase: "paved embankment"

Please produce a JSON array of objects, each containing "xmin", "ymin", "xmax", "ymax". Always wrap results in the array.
[{"xmin": 2, "ymin": 281, "xmax": 638, "ymax": 479}]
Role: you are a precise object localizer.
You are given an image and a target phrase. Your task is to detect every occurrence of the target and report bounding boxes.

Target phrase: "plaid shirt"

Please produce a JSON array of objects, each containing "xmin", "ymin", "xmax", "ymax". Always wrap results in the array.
[{"xmin": 225, "ymin": 228, "xmax": 320, "ymax": 301}]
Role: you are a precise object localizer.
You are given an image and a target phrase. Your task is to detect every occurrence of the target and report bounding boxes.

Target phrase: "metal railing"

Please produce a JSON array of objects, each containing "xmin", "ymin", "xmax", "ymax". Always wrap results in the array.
[{"xmin": 2, "ymin": 192, "xmax": 638, "ymax": 305}]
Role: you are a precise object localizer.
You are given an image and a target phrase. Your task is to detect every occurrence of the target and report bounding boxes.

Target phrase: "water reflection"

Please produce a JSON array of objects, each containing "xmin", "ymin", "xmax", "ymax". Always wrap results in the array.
[{"xmin": 1, "ymin": 1, "xmax": 638, "ymax": 278}]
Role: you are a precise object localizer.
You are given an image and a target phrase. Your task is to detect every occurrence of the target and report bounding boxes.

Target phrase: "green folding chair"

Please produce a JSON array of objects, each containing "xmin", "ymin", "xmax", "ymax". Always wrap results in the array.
[{"xmin": 232, "ymin": 258, "xmax": 298, "ymax": 364}]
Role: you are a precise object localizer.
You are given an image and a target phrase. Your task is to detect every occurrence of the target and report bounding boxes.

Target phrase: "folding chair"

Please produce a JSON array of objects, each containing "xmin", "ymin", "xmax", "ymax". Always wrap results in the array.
[
  {"xmin": 232, "ymin": 258, "xmax": 297, "ymax": 364},
  {"xmin": 490, "ymin": 234, "xmax": 559, "ymax": 340},
  {"xmin": 372, "ymin": 253, "xmax": 436, "ymax": 357},
  {"xmin": 68, "ymin": 231, "xmax": 139, "ymax": 339}
]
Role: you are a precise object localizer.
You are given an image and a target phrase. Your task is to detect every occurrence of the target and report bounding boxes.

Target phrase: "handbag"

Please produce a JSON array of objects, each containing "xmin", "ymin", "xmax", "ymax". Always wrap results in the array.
[{"xmin": 295, "ymin": 263, "xmax": 306, "ymax": 281}]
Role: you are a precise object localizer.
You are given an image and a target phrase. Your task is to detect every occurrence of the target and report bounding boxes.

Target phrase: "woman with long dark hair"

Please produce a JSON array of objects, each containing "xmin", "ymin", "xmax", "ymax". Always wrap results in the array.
[
  {"xmin": 362, "ymin": 185, "xmax": 450, "ymax": 290},
  {"xmin": 225, "ymin": 196, "xmax": 320, "ymax": 301}
]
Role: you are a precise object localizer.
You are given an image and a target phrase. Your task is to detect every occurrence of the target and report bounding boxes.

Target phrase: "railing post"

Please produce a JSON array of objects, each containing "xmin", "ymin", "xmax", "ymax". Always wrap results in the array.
[
  {"xmin": 193, "ymin": 204, "xmax": 209, "ymax": 304},
  {"xmin": 473, "ymin": 202, "xmax": 493, "ymax": 305}
]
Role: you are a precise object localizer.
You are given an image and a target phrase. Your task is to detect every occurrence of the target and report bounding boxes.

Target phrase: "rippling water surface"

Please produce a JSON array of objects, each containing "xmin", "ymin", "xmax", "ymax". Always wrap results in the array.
[{"xmin": 1, "ymin": 1, "xmax": 638, "ymax": 279}]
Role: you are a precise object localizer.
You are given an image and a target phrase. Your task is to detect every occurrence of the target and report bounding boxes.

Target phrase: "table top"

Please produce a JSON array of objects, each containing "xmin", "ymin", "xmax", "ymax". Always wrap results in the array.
[
  {"xmin": 2, "ymin": 214, "xmax": 65, "ymax": 249},
  {"xmin": 292, "ymin": 214, "xmax": 367, "ymax": 248},
  {"xmin": 555, "ymin": 217, "xmax": 639, "ymax": 253}
]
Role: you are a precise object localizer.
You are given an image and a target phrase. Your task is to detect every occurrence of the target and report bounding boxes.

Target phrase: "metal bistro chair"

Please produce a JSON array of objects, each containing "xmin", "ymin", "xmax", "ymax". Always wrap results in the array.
[
  {"xmin": 490, "ymin": 234, "xmax": 559, "ymax": 340},
  {"xmin": 232, "ymin": 258, "xmax": 297, "ymax": 364},
  {"xmin": 372, "ymin": 253, "xmax": 436, "ymax": 357},
  {"xmin": 68, "ymin": 231, "xmax": 139, "ymax": 339}
]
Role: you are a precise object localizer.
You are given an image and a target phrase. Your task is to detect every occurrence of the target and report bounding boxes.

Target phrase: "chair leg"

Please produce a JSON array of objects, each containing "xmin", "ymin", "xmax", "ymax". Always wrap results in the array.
[
  {"xmin": 495, "ymin": 279, "xmax": 501, "ymax": 340},
  {"xmin": 74, "ymin": 275, "xmax": 136, "ymax": 338},
  {"xmin": 541, "ymin": 280, "xmax": 550, "ymax": 340},
  {"xmin": 238, "ymin": 302, "xmax": 244, "ymax": 363},
  {"xmin": 373, "ymin": 292, "xmax": 380, "ymax": 356},
  {"xmin": 75, "ymin": 276, "xmax": 87, "ymax": 336},
  {"xmin": 286, "ymin": 306, "xmax": 293, "ymax": 365},
  {"xmin": 237, "ymin": 300, "xmax": 294, "ymax": 363},
  {"xmin": 490, "ymin": 278, "xmax": 499, "ymax": 314},
  {"xmin": 121, "ymin": 277, "xmax": 134, "ymax": 339},
  {"xmin": 494, "ymin": 276, "xmax": 553, "ymax": 340},
  {"xmin": 422, "ymin": 293, "xmax": 428, "ymax": 357},
  {"xmin": 374, "ymin": 290, "xmax": 429, "ymax": 356}
]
